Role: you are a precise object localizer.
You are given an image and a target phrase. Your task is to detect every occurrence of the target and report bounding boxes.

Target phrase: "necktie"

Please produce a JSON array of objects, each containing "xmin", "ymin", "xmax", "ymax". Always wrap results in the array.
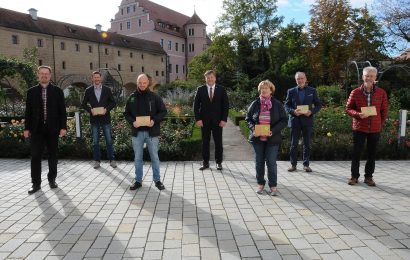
[
  {"xmin": 42, "ymin": 87, "xmax": 47, "ymax": 123},
  {"xmin": 209, "ymin": 87, "xmax": 213, "ymax": 101}
]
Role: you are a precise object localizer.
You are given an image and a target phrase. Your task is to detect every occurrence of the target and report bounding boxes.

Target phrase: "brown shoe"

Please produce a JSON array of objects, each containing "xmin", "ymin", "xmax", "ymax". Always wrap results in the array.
[
  {"xmin": 288, "ymin": 165, "xmax": 297, "ymax": 172},
  {"xmin": 303, "ymin": 166, "xmax": 312, "ymax": 172},
  {"xmin": 348, "ymin": 178, "xmax": 358, "ymax": 185},
  {"xmin": 364, "ymin": 177, "xmax": 376, "ymax": 186}
]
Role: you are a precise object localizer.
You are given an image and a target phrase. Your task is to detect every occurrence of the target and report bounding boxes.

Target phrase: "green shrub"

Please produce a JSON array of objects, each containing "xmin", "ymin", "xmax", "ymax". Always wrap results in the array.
[
  {"xmin": 228, "ymin": 88, "xmax": 258, "ymax": 111},
  {"xmin": 238, "ymin": 120, "xmax": 250, "ymax": 140},
  {"xmin": 228, "ymin": 109, "xmax": 246, "ymax": 126},
  {"xmin": 316, "ymin": 85, "xmax": 345, "ymax": 106}
]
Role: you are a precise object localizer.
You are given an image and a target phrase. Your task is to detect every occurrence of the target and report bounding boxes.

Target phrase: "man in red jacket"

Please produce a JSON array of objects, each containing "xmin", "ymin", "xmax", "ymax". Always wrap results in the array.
[{"xmin": 346, "ymin": 66, "xmax": 388, "ymax": 186}]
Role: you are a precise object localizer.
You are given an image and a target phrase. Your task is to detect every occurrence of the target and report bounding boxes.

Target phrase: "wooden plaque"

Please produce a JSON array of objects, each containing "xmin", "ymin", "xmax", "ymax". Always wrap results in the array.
[
  {"xmin": 296, "ymin": 105, "xmax": 309, "ymax": 113},
  {"xmin": 255, "ymin": 124, "xmax": 270, "ymax": 136},
  {"xmin": 361, "ymin": 106, "xmax": 377, "ymax": 116},
  {"xmin": 93, "ymin": 107, "xmax": 105, "ymax": 115},
  {"xmin": 136, "ymin": 116, "xmax": 151, "ymax": 126}
]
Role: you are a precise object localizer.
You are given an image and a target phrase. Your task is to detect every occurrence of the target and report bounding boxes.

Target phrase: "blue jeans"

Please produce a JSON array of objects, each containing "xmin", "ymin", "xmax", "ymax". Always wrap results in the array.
[
  {"xmin": 252, "ymin": 142, "xmax": 279, "ymax": 187},
  {"xmin": 91, "ymin": 123, "xmax": 115, "ymax": 161},
  {"xmin": 132, "ymin": 131, "xmax": 161, "ymax": 183},
  {"xmin": 290, "ymin": 125, "xmax": 312, "ymax": 166}
]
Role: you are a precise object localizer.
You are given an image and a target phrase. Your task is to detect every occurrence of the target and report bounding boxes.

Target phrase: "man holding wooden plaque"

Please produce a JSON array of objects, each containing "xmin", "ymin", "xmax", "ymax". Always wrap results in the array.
[
  {"xmin": 81, "ymin": 71, "xmax": 117, "ymax": 169},
  {"xmin": 346, "ymin": 66, "xmax": 388, "ymax": 187},
  {"xmin": 124, "ymin": 74, "xmax": 167, "ymax": 191},
  {"xmin": 284, "ymin": 72, "xmax": 322, "ymax": 173}
]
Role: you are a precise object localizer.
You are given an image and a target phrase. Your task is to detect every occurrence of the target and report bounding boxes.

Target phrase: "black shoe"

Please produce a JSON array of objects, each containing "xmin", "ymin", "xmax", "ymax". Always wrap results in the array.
[
  {"xmin": 49, "ymin": 181, "xmax": 58, "ymax": 189},
  {"xmin": 130, "ymin": 182, "xmax": 142, "ymax": 190},
  {"xmin": 28, "ymin": 185, "xmax": 41, "ymax": 195},
  {"xmin": 155, "ymin": 181, "xmax": 165, "ymax": 190},
  {"xmin": 216, "ymin": 163, "xmax": 223, "ymax": 170},
  {"xmin": 199, "ymin": 163, "xmax": 209, "ymax": 170}
]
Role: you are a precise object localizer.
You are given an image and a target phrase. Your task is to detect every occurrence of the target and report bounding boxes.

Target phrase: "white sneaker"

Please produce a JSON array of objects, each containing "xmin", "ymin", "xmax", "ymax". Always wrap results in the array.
[{"xmin": 269, "ymin": 187, "xmax": 278, "ymax": 196}]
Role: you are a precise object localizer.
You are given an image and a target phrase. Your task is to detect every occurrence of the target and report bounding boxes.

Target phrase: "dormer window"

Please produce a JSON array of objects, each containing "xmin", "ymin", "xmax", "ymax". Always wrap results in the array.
[{"xmin": 67, "ymin": 26, "xmax": 77, "ymax": 33}]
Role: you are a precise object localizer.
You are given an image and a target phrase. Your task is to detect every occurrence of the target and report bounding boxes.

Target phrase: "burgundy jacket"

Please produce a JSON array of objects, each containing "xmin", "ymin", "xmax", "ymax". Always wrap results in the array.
[{"xmin": 346, "ymin": 84, "xmax": 388, "ymax": 133}]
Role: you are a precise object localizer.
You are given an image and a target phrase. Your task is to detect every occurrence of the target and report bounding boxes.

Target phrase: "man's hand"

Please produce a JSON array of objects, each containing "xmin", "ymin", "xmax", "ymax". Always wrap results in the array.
[
  {"xmin": 304, "ymin": 110, "xmax": 312, "ymax": 117},
  {"xmin": 101, "ymin": 108, "xmax": 107, "ymax": 115},
  {"xmin": 23, "ymin": 130, "xmax": 30, "ymax": 138},
  {"xmin": 149, "ymin": 120, "xmax": 154, "ymax": 127},
  {"xmin": 133, "ymin": 121, "xmax": 140, "ymax": 128},
  {"xmin": 359, "ymin": 113, "xmax": 369, "ymax": 119},
  {"xmin": 196, "ymin": 120, "xmax": 203, "ymax": 127},
  {"xmin": 294, "ymin": 109, "xmax": 303, "ymax": 116},
  {"xmin": 219, "ymin": 121, "xmax": 227, "ymax": 127},
  {"xmin": 59, "ymin": 129, "xmax": 67, "ymax": 137},
  {"xmin": 91, "ymin": 108, "xmax": 97, "ymax": 116}
]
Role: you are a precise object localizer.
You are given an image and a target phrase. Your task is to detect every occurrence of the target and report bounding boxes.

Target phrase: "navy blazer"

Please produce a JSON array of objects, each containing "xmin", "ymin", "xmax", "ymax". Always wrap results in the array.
[
  {"xmin": 284, "ymin": 86, "xmax": 321, "ymax": 127},
  {"xmin": 193, "ymin": 84, "xmax": 229, "ymax": 126},
  {"xmin": 81, "ymin": 85, "xmax": 116, "ymax": 125},
  {"xmin": 24, "ymin": 84, "xmax": 67, "ymax": 135}
]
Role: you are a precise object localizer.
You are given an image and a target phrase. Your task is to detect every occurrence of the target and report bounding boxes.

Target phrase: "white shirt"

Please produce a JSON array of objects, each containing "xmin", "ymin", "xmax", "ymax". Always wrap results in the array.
[{"xmin": 207, "ymin": 84, "xmax": 215, "ymax": 98}]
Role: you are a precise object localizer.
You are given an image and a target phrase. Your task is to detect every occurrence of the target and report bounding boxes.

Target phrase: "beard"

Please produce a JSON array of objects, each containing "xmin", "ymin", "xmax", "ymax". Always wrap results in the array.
[{"xmin": 138, "ymin": 87, "xmax": 149, "ymax": 93}]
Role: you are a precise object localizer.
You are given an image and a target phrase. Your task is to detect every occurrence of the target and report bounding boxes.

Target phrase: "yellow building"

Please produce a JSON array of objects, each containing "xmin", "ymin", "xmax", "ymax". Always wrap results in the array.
[{"xmin": 0, "ymin": 7, "xmax": 167, "ymax": 97}]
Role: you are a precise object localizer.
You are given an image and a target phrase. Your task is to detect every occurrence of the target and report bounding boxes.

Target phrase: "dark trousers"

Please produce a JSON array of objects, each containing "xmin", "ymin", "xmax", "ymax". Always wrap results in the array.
[
  {"xmin": 289, "ymin": 125, "xmax": 313, "ymax": 166},
  {"xmin": 201, "ymin": 123, "xmax": 223, "ymax": 164},
  {"xmin": 351, "ymin": 131, "xmax": 380, "ymax": 178},
  {"xmin": 30, "ymin": 131, "xmax": 59, "ymax": 186}
]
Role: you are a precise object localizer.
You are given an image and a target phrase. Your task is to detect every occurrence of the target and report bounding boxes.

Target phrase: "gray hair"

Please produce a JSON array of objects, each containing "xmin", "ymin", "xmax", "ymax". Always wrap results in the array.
[
  {"xmin": 363, "ymin": 66, "xmax": 378, "ymax": 75},
  {"xmin": 295, "ymin": 71, "xmax": 306, "ymax": 79}
]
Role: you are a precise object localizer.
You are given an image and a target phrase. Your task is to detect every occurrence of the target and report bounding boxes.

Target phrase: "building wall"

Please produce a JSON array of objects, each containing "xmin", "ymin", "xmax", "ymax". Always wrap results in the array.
[
  {"xmin": 110, "ymin": 1, "xmax": 209, "ymax": 82},
  {"xmin": 0, "ymin": 26, "xmax": 167, "ymax": 89},
  {"xmin": 185, "ymin": 23, "xmax": 208, "ymax": 64}
]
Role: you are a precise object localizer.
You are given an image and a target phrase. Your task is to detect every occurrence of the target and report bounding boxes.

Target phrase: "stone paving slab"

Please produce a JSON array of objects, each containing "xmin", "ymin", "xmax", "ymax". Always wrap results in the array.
[{"xmin": 0, "ymin": 159, "xmax": 409, "ymax": 259}]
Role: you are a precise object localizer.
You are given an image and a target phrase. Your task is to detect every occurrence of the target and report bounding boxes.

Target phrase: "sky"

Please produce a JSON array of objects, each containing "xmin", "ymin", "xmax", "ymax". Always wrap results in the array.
[{"xmin": 0, "ymin": 0, "xmax": 375, "ymax": 33}]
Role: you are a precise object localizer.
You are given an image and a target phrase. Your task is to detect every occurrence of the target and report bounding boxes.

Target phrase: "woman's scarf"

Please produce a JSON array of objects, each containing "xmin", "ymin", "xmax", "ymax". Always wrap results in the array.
[{"xmin": 260, "ymin": 96, "xmax": 272, "ymax": 112}]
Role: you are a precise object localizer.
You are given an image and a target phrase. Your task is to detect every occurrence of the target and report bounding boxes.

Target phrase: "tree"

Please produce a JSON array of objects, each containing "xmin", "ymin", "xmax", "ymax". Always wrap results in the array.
[
  {"xmin": 188, "ymin": 34, "xmax": 236, "ymax": 87},
  {"xmin": 269, "ymin": 22, "xmax": 309, "ymax": 77},
  {"xmin": 374, "ymin": 0, "xmax": 410, "ymax": 43},
  {"xmin": 308, "ymin": 0, "xmax": 352, "ymax": 84},
  {"xmin": 216, "ymin": 0, "xmax": 283, "ymax": 76},
  {"xmin": 349, "ymin": 6, "xmax": 389, "ymax": 60},
  {"xmin": 0, "ymin": 55, "xmax": 37, "ymax": 96}
]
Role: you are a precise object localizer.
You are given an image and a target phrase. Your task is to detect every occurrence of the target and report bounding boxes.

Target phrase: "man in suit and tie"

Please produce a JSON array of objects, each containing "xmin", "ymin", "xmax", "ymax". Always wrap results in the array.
[
  {"xmin": 24, "ymin": 65, "xmax": 67, "ymax": 194},
  {"xmin": 81, "ymin": 71, "xmax": 117, "ymax": 169},
  {"xmin": 284, "ymin": 72, "xmax": 321, "ymax": 172},
  {"xmin": 193, "ymin": 70, "xmax": 229, "ymax": 170}
]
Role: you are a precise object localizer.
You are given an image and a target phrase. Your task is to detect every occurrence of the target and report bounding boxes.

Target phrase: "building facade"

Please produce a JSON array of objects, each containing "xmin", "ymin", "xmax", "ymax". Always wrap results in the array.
[
  {"xmin": 0, "ymin": 7, "xmax": 167, "ymax": 96},
  {"xmin": 109, "ymin": 0, "xmax": 210, "ymax": 82}
]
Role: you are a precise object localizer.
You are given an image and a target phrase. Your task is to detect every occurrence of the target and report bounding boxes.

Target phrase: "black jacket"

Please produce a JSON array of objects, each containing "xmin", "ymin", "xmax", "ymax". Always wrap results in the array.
[
  {"xmin": 24, "ymin": 83, "xmax": 67, "ymax": 135},
  {"xmin": 245, "ymin": 97, "xmax": 287, "ymax": 145},
  {"xmin": 193, "ymin": 84, "xmax": 229, "ymax": 126},
  {"xmin": 81, "ymin": 85, "xmax": 116, "ymax": 125},
  {"xmin": 123, "ymin": 90, "xmax": 167, "ymax": 137}
]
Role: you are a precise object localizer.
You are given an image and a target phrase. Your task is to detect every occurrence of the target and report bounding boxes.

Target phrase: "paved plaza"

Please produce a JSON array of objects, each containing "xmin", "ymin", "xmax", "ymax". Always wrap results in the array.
[{"xmin": 0, "ymin": 159, "xmax": 409, "ymax": 259}]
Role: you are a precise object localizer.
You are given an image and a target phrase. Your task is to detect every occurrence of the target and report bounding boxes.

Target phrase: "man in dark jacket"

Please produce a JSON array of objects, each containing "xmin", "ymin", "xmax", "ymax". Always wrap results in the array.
[
  {"xmin": 24, "ymin": 66, "xmax": 67, "ymax": 194},
  {"xmin": 346, "ymin": 66, "xmax": 388, "ymax": 186},
  {"xmin": 124, "ymin": 74, "xmax": 167, "ymax": 191},
  {"xmin": 284, "ymin": 72, "xmax": 321, "ymax": 172},
  {"xmin": 193, "ymin": 70, "xmax": 229, "ymax": 170},
  {"xmin": 81, "ymin": 71, "xmax": 117, "ymax": 169}
]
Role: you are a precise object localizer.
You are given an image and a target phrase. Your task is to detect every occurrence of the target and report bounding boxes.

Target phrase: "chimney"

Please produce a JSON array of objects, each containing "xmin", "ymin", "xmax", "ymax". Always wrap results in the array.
[
  {"xmin": 95, "ymin": 24, "xmax": 102, "ymax": 32},
  {"xmin": 28, "ymin": 8, "xmax": 38, "ymax": 20}
]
